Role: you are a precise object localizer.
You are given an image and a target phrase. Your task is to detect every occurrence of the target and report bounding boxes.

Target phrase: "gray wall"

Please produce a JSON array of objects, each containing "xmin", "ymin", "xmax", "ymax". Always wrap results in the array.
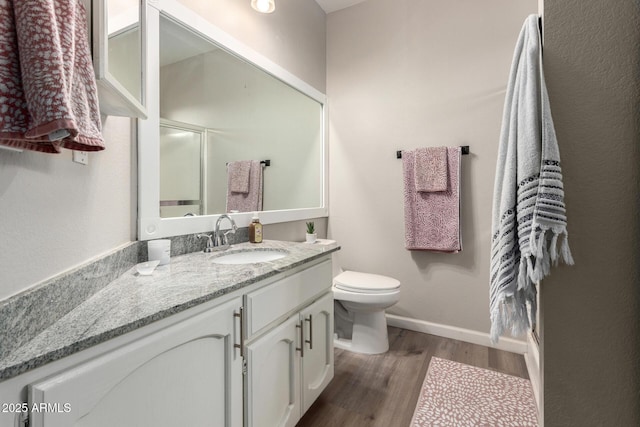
[
  {"xmin": 0, "ymin": 0, "xmax": 326, "ymax": 301},
  {"xmin": 326, "ymin": 0, "xmax": 537, "ymax": 336},
  {"xmin": 542, "ymin": 0, "xmax": 640, "ymax": 424}
]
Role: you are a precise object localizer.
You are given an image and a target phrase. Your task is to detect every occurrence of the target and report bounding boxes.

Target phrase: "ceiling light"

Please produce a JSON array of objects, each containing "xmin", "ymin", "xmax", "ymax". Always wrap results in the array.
[{"xmin": 251, "ymin": 0, "xmax": 275, "ymax": 13}]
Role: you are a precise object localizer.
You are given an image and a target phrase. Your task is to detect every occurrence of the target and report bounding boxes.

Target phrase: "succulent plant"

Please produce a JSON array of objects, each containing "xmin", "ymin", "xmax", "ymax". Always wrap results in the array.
[{"xmin": 306, "ymin": 221, "xmax": 315, "ymax": 234}]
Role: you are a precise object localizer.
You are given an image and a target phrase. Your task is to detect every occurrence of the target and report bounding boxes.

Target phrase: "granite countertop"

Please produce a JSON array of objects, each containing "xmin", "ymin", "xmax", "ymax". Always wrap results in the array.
[{"xmin": 0, "ymin": 240, "xmax": 338, "ymax": 381}]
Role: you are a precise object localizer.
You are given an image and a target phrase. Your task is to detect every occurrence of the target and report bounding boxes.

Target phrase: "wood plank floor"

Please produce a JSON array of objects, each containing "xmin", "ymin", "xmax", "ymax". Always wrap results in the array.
[{"xmin": 297, "ymin": 326, "xmax": 529, "ymax": 427}]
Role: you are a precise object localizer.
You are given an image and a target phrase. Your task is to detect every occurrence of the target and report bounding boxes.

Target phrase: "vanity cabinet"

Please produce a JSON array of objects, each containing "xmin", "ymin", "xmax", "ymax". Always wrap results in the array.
[
  {"xmin": 1, "ymin": 254, "xmax": 335, "ymax": 427},
  {"xmin": 28, "ymin": 297, "xmax": 243, "ymax": 427},
  {"xmin": 244, "ymin": 260, "xmax": 334, "ymax": 427}
]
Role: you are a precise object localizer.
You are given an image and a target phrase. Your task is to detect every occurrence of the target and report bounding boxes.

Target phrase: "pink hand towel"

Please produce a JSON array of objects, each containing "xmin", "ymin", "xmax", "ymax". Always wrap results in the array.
[
  {"xmin": 414, "ymin": 147, "xmax": 448, "ymax": 192},
  {"xmin": 228, "ymin": 161, "xmax": 252, "ymax": 194},
  {"xmin": 226, "ymin": 160, "xmax": 263, "ymax": 212},
  {"xmin": 0, "ymin": 0, "xmax": 104, "ymax": 153},
  {"xmin": 403, "ymin": 147, "xmax": 462, "ymax": 252}
]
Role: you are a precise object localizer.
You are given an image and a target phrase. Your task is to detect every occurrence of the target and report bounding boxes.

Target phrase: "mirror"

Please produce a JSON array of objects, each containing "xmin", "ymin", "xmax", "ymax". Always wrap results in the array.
[
  {"xmin": 158, "ymin": 16, "xmax": 323, "ymax": 218},
  {"xmin": 138, "ymin": 1, "xmax": 327, "ymax": 240},
  {"xmin": 93, "ymin": 0, "xmax": 147, "ymax": 118}
]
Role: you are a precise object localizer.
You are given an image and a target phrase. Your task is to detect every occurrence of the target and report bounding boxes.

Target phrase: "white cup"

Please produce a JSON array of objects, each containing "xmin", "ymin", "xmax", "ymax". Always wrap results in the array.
[{"xmin": 148, "ymin": 239, "xmax": 171, "ymax": 265}]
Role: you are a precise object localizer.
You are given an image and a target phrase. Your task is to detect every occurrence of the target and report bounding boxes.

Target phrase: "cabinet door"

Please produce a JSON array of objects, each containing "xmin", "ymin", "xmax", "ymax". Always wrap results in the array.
[
  {"xmin": 29, "ymin": 298, "xmax": 243, "ymax": 427},
  {"xmin": 300, "ymin": 292, "xmax": 334, "ymax": 412},
  {"xmin": 245, "ymin": 315, "xmax": 301, "ymax": 427}
]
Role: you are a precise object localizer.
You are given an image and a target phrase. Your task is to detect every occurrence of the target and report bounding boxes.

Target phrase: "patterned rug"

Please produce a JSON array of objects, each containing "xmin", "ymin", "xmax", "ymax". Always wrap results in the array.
[{"xmin": 410, "ymin": 357, "xmax": 538, "ymax": 426}]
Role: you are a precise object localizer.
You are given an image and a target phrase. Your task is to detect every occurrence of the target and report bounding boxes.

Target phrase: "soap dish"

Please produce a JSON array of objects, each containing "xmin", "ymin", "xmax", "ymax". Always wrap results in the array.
[{"xmin": 136, "ymin": 260, "xmax": 160, "ymax": 276}]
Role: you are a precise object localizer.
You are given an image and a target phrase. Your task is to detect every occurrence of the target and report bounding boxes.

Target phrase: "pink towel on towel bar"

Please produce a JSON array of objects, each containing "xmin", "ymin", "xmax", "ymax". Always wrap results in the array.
[
  {"xmin": 0, "ymin": 0, "xmax": 104, "ymax": 153},
  {"xmin": 228, "ymin": 161, "xmax": 252, "ymax": 194},
  {"xmin": 403, "ymin": 147, "xmax": 462, "ymax": 252},
  {"xmin": 414, "ymin": 147, "xmax": 448, "ymax": 192},
  {"xmin": 226, "ymin": 160, "xmax": 263, "ymax": 213}
]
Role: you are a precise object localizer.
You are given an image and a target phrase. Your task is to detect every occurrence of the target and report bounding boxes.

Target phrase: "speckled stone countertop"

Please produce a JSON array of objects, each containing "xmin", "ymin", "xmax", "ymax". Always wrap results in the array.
[{"xmin": 0, "ymin": 240, "xmax": 338, "ymax": 381}]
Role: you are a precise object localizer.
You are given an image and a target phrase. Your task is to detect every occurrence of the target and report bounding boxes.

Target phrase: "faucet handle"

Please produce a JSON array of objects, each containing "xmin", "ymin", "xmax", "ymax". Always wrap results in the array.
[
  {"xmin": 222, "ymin": 229, "xmax": 236, "ymax": 247},
  {"xmin": 196, "ymin": 233, "xmax": 215, "ymax": 252}
]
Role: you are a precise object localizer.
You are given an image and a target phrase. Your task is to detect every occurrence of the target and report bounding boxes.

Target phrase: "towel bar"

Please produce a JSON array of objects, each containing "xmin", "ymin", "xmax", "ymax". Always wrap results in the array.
[
  {"xmin": 225, "ymin": 160, "xmax": 271, "ymax": 166},
  {"xmin": 396, "ymin": 146, "xmax": 469, "ymax": 159}
]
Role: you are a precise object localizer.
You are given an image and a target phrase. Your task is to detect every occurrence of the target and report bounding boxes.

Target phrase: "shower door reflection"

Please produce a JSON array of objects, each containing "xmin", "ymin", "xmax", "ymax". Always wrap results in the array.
[{"xmin": 159, "ymin": 120, "xmax": 205, "ymax": 217}]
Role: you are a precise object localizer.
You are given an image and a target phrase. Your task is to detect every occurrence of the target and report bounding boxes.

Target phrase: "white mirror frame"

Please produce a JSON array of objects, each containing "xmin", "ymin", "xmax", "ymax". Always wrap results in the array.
[
  {"xmin": 93, "ymin": 0, "xmax": 148, "ymax": 118},
  {"xmin": 138, "ymin": 0, "xmax": 328, "ymax": 240}
]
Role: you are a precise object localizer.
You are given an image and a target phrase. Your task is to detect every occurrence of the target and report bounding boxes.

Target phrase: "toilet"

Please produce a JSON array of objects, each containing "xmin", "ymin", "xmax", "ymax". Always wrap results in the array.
[{"xmin": 333, "ymin": 270, "xmax": 401, "ymax": 355}]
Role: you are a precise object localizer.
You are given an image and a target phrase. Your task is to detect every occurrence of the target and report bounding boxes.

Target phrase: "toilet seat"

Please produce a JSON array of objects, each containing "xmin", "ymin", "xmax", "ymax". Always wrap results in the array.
[{"xmin": 334, "ymin": 271, "xmax": 400, "ymax": 294}]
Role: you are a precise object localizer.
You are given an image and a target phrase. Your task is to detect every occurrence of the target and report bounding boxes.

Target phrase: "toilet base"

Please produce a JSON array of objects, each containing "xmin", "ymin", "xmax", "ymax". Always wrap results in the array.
[{"xmin": 334, "ymin": 310, "xmax": 389, "ymax": 354}]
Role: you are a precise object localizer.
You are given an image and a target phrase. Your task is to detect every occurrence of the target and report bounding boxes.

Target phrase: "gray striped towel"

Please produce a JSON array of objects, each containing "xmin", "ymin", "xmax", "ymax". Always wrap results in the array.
[{"xmin": 490, "ymin": 15, "xmax": 574, "ymax": 343}]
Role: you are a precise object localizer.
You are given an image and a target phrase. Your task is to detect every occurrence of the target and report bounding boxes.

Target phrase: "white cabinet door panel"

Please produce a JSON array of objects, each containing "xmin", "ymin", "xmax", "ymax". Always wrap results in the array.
[
  {"xmin": 246, "ymin": 316, "xmax": 301, "ymax": 427},
  {"xmin": 29, "ymin": 298, "xmax": 242, "ymax": 427},
  {"xmin": 300, "ymin": 292, "xmax": 334, "ymax": 412}
]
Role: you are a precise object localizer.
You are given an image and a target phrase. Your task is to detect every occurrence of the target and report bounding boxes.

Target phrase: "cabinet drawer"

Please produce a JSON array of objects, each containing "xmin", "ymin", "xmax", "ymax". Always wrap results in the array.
[{"xmin": 246, "ymin": 260, "xmax": 332, "ymax": 338}]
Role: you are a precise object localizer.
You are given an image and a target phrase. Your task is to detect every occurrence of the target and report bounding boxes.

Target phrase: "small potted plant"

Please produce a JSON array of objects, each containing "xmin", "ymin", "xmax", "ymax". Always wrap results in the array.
[{"xmin": 305, "ymin": 221, "xmax": 317, "ymax": 243}]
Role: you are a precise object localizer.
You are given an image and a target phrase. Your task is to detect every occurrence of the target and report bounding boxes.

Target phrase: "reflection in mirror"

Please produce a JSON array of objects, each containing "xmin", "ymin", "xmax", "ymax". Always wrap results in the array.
[
  {"xmin": 138, "ymin": 2, "xmax": 327, "ymax": 240},
  {"xmin": 160, "ymin": 119, "xmax": 205, "ymax": 217},
  {"xmin": 93, "ymin": 0, "xmax": 146, "ymax": 117},
  {"xmin": 107, "ymin": 0, "xmax": 142, "ymax": 103},
  {"xmin": 158, "ymin": 15, "xmax": 322, "ymax": 217}
]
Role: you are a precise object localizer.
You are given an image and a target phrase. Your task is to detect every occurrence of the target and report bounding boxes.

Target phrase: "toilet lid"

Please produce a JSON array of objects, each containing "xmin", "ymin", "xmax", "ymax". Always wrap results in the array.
[{"xmin": 334, "ymin": 271, "xmax": 400, "ymax": 294}]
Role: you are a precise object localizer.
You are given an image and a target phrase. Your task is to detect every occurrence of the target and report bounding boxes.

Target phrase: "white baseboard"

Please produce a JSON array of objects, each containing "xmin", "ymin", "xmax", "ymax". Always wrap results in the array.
[{"xmin": 386, "ymin": 314, "xmax": 528, "ymax": 354}]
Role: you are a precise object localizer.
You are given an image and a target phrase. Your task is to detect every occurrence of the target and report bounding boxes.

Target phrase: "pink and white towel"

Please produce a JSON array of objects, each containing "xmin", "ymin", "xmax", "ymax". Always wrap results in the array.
[
  {"xmin": 414, "ymin": 146, "xmax": 448, "ymax": 192},
  {"xmin": 226, "ymin": 160, "xmax": 263, "ymax": 213},
  {"xmin": 0, "ymin": 0, "xmax": 104, "ymax": 153},
  {"xmin": 403, "ymin": 147, "xmax": 462, "ymax": 252},
  {"xmin": 228, "ymin": 160, "xmax": 252, "ymax": 193}
]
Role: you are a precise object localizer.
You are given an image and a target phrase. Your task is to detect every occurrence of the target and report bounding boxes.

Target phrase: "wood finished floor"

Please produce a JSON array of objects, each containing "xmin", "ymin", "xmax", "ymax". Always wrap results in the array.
[{"xmin": 296, "ymin": 326, "xmax": 529, "ymax": 427}]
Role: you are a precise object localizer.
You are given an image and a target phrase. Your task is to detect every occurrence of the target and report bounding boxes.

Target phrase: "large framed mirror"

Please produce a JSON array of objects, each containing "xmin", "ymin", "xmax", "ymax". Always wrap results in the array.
[{"xmin": 138, "ymin": 0, "xmax": 328, "ymax": 240}]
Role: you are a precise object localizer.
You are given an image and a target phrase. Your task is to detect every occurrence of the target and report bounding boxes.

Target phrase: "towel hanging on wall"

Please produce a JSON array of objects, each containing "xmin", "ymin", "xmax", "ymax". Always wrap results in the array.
[
  {"xmin": 414, "ymin": 146, "xmax": 448, "ymax": 192},
  {"xmin": 489, "ymin": 15, "xmax": 573, "ymax": 343},
  {"xmin": 402, "ymin": 147, "xmax": 462, "ymax": 253},
  {"xmin": 0, "ymin": 0, "xmax": 104, "ymax": 153}
]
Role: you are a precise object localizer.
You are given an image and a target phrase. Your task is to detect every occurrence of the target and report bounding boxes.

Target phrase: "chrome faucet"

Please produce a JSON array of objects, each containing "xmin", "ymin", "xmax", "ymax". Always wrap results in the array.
[
  {"xmin": 214, "ymin": 214, "xmax": 238, "ymax": 249},
  {"xmin": 196, "ymin": 233, "xmax": 215, "ymax": 252}
]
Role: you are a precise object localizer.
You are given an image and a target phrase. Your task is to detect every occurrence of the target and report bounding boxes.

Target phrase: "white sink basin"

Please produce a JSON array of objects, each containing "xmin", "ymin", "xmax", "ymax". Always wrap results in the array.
[{"xmin": 212, "ymin": 249, "xmax": 288, "ymax": 265}]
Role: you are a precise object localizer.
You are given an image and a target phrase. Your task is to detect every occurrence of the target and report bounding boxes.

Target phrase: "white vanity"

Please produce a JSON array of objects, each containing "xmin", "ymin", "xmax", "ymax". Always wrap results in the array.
[
  {"xmin": 0, "ymin": 241, "xmax": 337, "ymax": 427},
  {"xmin": 245, "ymin": 260, "xmax": 334, "ymax": 427}
]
